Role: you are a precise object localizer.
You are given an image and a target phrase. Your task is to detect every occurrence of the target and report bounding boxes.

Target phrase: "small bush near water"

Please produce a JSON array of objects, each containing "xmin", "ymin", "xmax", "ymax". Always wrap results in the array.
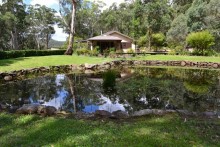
[
  {"xmin": 0, "ymin": 50, "xmax": 66, "ymax": 60},
  {"xmin": 186, "ymin": 30, "xmax": 215, "ymax": 56},
  {"xmin": 76, "ymin": 48, "xmax": 99, "ymax": 56}
]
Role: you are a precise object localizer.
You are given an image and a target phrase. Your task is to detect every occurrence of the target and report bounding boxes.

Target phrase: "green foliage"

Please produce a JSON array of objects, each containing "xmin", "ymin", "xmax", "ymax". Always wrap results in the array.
[
  {"xmin": 109, "ymin": 48, "xmax": 116, "ymax": 52},
  {"xmin": 89, "ymin": 49, "xmax": 99, "ymax": 56},
  {"xmin": 186, "ymin": 30, "xmax": 215, "ymax": 55},
  {"xmin": 76, "ymin": 48, "xmax": 99, "ymax": 56},
  {"xmin": 137, "ymin": 35, "xmax": 148, "ymax": 47},
  {"xmin": 166, "ymin": 14, "xmax": 188, "ymax": 46},
  {"xmin": 205, "ymin": 0, "xmax": 220, "ymax": 51},
  {"xmin": 109, "ymin": 48, "xmax": 116, "ymax": 58},
  {"xmin": 151, "ymin": 33, "xmax": 166, "ymax": 50},
  {"xmin": 0, "ymin": 50, "xmax": 66, "ymax": 60},
  {"xmin": 76, "ymin": 48, "xmax": 90, "ymax": 56},
  {"xmin": 184, "ymin": 82, "xmax": 209, "ymax": 94},
  {"xmin": 103, "ymin": 49, "xmax": 110, "ymax": 57},
  {"xmin": 127, "ymin": 48, "xmax": 135, "ymax": 54},
  {"xmin": 95, "ymin": 46, "xmax": 100, "ymax": 53},
  {"xmin": 191, "ymin": 49, "xmax": 218, "ymax": 56},
  {"xmin": 0, "ymin": 0, "xmax": 27, "ymax": 50},
  {"xmin": 186, "ymin": 0, "xmax": 207, "ymax": 32},
  {"xmin": 102, "ymin": 70, "xmax": 116, "ymax": 93}
]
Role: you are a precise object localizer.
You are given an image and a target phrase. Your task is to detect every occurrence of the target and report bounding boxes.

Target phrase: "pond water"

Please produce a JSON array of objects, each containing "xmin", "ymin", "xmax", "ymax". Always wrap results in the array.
[{"xmin": 0, "ymin": 67, "xmax": 220, "ymax": 115}]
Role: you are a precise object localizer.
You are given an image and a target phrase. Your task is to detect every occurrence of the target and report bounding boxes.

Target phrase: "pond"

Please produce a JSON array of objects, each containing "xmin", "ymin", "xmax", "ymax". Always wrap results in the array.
[{"xmin": 0, "ymin": 67, "xmax": 220, "ymax": 116}]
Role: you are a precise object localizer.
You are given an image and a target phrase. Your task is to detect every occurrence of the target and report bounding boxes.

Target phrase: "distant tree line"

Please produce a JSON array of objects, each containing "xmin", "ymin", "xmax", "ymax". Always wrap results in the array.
[
  {"xmin": 60, "ymin": 0, "xmax": 219, "ymax": 54},
  {"xmin": 0, "ymin": 0, "xmax": 219, "ymax": 55},
  {"xmin": 0, "ymin": 0, "xmax": 59, "ymax": 50}
]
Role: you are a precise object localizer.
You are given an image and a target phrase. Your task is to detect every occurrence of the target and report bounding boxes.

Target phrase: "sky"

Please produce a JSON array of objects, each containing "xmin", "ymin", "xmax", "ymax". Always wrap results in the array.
[{"xmin": 22, "ymin": 0, "xmax": 126, "ymax": 41}]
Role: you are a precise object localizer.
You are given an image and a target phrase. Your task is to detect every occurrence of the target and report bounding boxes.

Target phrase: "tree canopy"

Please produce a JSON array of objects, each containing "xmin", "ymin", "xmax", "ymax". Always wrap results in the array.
[{"xmin": 0, "ymin": 0, "xmax": 219, "ymax": 53}]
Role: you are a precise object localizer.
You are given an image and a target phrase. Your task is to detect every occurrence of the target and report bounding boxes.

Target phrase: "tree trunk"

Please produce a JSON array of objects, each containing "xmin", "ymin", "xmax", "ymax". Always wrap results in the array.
[
  {"xmin": 36, "ymin": 35, "xmax": 40, "ymax": 50},
  {"xmin": 147, "ymin": 28, "xmax": 151, "ymax": 51},
  {"xmin": 65, "ymin": 0, "xmax": 77, "ymax": 55},
  {"xmin": 67, "ymin": 74, "xmax": 76, "ymax": 113},
  {"xmin": 11, "ymin": 27, "xmax": 19, "ymax": 50},
  {"xmin": 46, "ymin": 33, "xmax": 49, "ymax": 49}
]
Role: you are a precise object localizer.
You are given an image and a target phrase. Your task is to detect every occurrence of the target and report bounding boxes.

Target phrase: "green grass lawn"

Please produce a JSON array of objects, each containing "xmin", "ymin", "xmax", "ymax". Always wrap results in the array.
[
  {"xmin": 0, "ymin": 55, "xmax": 112, "ymax": 72},
  {"xmin": 132, "ymin": 55, "xmax": 220, "ymax": 63},
  {"xmin": 0, "ymin": 113, "xmax": 219, "ymax": 146},
  {"xmin": 0, "ymin": 54, "xmax": 220, "ymax": 72}
]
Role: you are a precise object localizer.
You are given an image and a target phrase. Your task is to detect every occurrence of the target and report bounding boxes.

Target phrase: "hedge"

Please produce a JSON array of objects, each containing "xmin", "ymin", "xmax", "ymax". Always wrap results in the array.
[{"xmin": 0, "ymin": 50, "xmax": 66, "ymax": 60}]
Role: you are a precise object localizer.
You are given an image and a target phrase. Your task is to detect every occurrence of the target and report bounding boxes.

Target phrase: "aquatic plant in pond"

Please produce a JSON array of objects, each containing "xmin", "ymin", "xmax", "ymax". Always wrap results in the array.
[{"xmin": 0, "ymin": 67, "xmax": 219, "ymax": 116}]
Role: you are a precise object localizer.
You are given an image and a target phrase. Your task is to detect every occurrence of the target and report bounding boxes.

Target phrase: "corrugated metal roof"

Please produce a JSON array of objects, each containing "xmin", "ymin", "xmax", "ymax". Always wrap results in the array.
[{"xmin": 88, "ymin": 35, "xmax": 122, "ymax": 41}]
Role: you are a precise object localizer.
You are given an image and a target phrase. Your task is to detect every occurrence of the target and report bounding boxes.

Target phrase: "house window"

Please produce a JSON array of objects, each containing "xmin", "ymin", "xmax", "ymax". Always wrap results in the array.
[{"xmin": 122, "ymin": 43, "xmax": 126, "ymax": 48}]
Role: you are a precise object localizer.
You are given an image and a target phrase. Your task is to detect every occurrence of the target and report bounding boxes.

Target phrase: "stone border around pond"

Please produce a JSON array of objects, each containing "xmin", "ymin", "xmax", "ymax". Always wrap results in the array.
[
  {"xmin": 1, "ymin": 103, "xmax": 218, "ymax": 119},
  {"xmin": 1, "ymin": 60, "xmax": 220, "ymax": 82}
]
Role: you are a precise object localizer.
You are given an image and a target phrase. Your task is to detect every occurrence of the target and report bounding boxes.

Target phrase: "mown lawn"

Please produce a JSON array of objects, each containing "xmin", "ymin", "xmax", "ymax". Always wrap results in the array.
[
  {"xmin": 0, "ymin": 54, "xmax": 220, "ymax": 72},
  {"xmin": 132, "ymin": 55, "xmax": 220, "ymax": 63},
  {"xmin": 0, "ymin": 113, "xmax": 219, "ymax": 146},
  {"xmin": 0, "ymin": 55, "xmax": 112, "ymax": 72}
]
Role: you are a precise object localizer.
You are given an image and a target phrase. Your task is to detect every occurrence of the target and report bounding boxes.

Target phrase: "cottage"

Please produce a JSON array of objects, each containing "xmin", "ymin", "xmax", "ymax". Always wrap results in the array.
[{"xmin": 87, "ymin": 31, "xmax": 135, "ymax": 53}]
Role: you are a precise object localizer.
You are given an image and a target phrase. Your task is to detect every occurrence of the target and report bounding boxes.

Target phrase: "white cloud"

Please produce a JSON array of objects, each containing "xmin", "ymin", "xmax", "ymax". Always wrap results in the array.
[
  {"xmin": 30, "ymin": 0, "xmax": 59, "ymax": 7},
  {"xmin": 52, "ymin": 25, "xmax": 68, "ymax": 41},
  {"xmin": 0, "ymin": 0, "xmax": 3, "ymax": 5}
]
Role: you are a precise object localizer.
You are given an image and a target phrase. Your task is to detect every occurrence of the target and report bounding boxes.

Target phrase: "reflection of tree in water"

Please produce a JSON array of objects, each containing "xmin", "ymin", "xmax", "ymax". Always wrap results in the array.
[
  {"xmin": 0, "ymin": 75, "xmax": 61, "ymax": 107},
  {"xmin": 116, "ymin": 67, "xmax": 220, "ymax": 112},
  {"xmin": 0, "ymin": 68, "xmax": 220, "ymax": 113},
  {"xmin": 182, "ymin": 69, "xmax": 220, "ymax": 112},
  {"xmin": 102, "ymin": 70, "xmax": 117, "ymax": 100},
  {"xmin": 117, "ymin": 75, "xmax": 177, "ymax": 111},
  {"xmin": 61, "ymin": 73, "xmax": 102, "ymax": 113}
]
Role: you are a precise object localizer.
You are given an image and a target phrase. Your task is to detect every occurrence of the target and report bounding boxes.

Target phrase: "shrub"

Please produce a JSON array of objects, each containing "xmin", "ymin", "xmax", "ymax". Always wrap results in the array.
[
  {"xmin": 103, "ymin": 49, "xmax": 110, "ymax": 57},
  {"xmin": 127, "ymin": 48, "xmax": 134, "ymax": 53},
  {"xmin": 76, "ymin": 48, "xmax": 89, "ymax": 56},
  {"xmin": 151, "ymin": 33, "xmax": 166, "ymax": 51},
  {"xmin": 186, "ymin": 30, "xmax": 215, "ymax": 56},
  {"xmin": 137, "ymin": 35, "xmax": 148, "ymax": 47},
  {"xmin": 168, "ymin": 50, "xmax": 177, "ymax": 55},
  {"xmin": 127, "ymin": 48, "xmax": 136, "ymax": 57},
  {"xmin": 0, "ymin": 50, "xmax": 66, "ymax": 60},
  {"xmin": 95, "ymin": 46, "xmax": 100, "ymax": 53},
  {"xmin": 115, "ymin": 50, "xmax": 123, "ymax": 54},
  {"xmin": 109, "ymin": 47, "xmax": 116, "ymax": 52},
  {"xmin": 191, "ymin": 49, "xmax": 218, "ymax": 56},
  {"xmin": 89, "ymin": 49, "xmax": 99, "ymax": 56}
]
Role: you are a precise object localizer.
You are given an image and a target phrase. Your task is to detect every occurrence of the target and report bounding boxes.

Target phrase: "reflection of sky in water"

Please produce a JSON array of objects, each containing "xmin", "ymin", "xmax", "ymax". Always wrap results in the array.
[
  {"xmin": 42, "ymin": 89, "xmax": 68, "ymax": 110},
  {"xmin": 55, "ymin": 74, "xmax": 65, "ymax": 86},
  {"xmin": 98, "ymin": 95, "xmax": 126, "ymax": 113},
  {"xmin": 39, "ymin": 75, "xmax": 68, "ymax": 110},
  {"xmin": 83, "ymin": 105, "xmax": 99, "ymax": 113},
  {"xmin": 37, "ymin": 74, "xmax": 127, "ymax": 113},
  {"xmin": 1, "ymin": 68, "xmax": 220, "ymax": 114}
]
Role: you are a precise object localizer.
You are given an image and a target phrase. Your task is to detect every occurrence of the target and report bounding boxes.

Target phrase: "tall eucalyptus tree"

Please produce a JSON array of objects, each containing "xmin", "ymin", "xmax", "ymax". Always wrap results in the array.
[{"xmin": 59, "ymin": 0, "xmax": 82, "ymax": 55}]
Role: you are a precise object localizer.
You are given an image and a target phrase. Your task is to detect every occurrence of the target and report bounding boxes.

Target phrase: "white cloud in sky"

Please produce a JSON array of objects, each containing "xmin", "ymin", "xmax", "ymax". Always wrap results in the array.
[{"xmin": 52, "ymin": 25, "xmax": 68, "ymax": 41}]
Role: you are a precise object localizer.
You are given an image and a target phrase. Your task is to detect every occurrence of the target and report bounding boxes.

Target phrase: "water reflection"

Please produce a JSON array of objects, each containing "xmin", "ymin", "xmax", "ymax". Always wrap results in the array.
[{"xmin": 0, "ymin": 67, "xmax": 220, "ymax": 114}]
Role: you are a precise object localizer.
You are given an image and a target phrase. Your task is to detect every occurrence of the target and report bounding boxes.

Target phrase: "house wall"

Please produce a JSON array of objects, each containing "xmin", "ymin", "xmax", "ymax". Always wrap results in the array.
[
  {"xmin": 109, "ymin": 33, "xmax": 133, "ymax": 43},
  {"xmin": 109, "ymin": 32, "xmax": 133, "ymax": 50},
  {"xmin": 122, "ymin": 42, "xmax": 131, "ymax": 49}
]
